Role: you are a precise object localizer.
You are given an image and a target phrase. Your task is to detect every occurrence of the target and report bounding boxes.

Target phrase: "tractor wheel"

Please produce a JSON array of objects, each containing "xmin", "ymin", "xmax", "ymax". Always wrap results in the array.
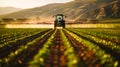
[
  {"xmin": 54, "ymin": 21, "xmax": 57, "ymax": 29},
  {"xmin": 62, "ymin": 21, "xmax": 65, "ymax": 28}
]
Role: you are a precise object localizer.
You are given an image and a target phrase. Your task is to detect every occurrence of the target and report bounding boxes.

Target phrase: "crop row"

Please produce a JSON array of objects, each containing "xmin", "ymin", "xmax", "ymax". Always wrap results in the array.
[
  {"xmin": 0, "ymin": 28, "xmax": 119, "ymax": 67},
  {"xmin": 29, "ymin": 29, "xmax": 80, "ymax": 67},
  {"xmin": 0, "ymin": 29, "xmax": 50, "ymax": 48},
  {"xmin": 66, "ymin": 29, "xmax": 120, "ymax": 67},
  {"xmin": 68, "ymin": 29, "xmax": 120, "ymax": 52},
  {"xmin": 0, "ymin": 28, "xmax": 53, "ymax": 66},
  {"xmin": 71, "ymin": 29, "xmax": 120, "ymax": 44}
]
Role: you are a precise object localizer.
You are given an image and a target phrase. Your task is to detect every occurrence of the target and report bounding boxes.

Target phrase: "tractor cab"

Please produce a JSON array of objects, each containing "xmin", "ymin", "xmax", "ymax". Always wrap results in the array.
[{"xmin": 53, "ymin": 14, "xmax": 66, "ymax": 29}]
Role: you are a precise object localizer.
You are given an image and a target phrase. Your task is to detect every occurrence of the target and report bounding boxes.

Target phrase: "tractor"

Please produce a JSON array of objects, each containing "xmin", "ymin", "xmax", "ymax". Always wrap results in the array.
[{"xmin": 53, "ymin": 14, "xmax": 66, "ymax": 29}]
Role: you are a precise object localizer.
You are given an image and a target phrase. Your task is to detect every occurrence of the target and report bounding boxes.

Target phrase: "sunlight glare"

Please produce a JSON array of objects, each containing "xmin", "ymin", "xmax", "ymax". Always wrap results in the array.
[{"xmin": 5, "ymin": 24, "xmax": 54, "ymax": 28}]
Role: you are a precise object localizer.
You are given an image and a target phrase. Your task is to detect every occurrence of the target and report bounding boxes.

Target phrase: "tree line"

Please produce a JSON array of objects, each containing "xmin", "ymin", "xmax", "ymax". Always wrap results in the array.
[{"xmin": 0, "ymin": 17, "xmax": 40, "ymax": 23}]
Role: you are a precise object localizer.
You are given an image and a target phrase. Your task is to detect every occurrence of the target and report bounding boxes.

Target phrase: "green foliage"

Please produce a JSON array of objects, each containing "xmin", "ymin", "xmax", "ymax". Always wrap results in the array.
[
  {"xmin": 0, "ymin": 28, "xmax": 49, "ymax": 48},
  {"xmin": 0, "ymin": 25, "xmax": 5, "ymax": 28},
  {"xmin": 29, "ymin": 30, "xmax": 56, "ymax": 67},
  {"xmin": 0, "ymin": 28, "xmax": 120, "ymax": 67},
  {"xmin": 61, "ymin": 29, "xmax": 83, "ymax": 67},
  {"xmin": 0, "ymin": 29, "xmax": 51, "ymax": 64},
  {"xmin": 65, "ymin": 28, "xmax": 120, "ymax": 67}
]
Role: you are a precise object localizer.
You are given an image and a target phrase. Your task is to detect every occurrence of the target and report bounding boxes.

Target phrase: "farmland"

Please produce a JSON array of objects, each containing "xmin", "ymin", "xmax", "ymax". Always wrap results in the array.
[
  {"xmin": 0, "ymin": 0, "xmax": 120, "ymax": 66},
  {"xmin": 0, "ymin": 28, "xmax": 120, "ymax": 67}
]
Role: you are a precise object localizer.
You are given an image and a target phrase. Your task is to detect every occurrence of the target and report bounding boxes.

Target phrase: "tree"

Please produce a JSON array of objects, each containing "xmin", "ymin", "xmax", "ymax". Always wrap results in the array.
[
  {"xmin": 16, "ymin": 18, "xmax": 28, "ymax": 22},
  {"xmin": 2, "ymin": 18, "xmax": 14, "ymax": 22}
]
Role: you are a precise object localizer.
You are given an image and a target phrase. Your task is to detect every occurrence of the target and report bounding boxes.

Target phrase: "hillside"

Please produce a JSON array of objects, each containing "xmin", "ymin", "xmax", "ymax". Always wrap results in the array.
[
  {"xmin": 0, "ymin": 1, "xmax": 96, "ymax": 20},
  {"xmin": 79, "ymin": 0, "xmax": 120, "ymax": 20},
  {"xmin": 0, "ymin": 7, "xmax": 22, "ymax": 15},
  {"xmin": 0, "ymin": 0, "xmax": 119, "ymax": 21}
]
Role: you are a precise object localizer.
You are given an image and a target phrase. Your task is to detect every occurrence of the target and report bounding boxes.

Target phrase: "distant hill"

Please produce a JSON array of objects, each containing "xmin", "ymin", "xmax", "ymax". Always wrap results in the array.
[
  {"xmin": 0, "ymin": 0, "xmax": 119, "ymax": 22},
  {"xmin": 0, "ymin": 1, "xmax": 96, "ymax": 20},
  {"xmin": 0, "ymin": 7, "xmax": 22, "ymax": 15},
  {"xmin": 79, "ymin": 0, "xmax": 120, "ymax": 20}
]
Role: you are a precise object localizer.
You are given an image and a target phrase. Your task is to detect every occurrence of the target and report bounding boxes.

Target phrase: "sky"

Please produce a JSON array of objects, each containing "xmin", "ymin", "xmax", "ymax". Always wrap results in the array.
[{"xmin": 0, "ymin": 0, "xmax": 73, "ymax": 9}]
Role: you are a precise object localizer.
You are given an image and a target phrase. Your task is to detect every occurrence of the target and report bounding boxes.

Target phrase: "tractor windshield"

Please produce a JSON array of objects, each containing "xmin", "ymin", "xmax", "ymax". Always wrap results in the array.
[{"xmin": 56, "ymin": 16, "xmax": 63, "ymax": 21}]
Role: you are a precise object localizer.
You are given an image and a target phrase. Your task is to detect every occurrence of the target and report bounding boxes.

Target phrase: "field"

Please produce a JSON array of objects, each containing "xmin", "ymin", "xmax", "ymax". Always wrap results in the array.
[
  {"xmin": 66, "ymin": 24, "xmax": 120, "ymax": 28},
  {"xmin": 0, "ymin": 27, "xmax": 120, "ymax": 67}
]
